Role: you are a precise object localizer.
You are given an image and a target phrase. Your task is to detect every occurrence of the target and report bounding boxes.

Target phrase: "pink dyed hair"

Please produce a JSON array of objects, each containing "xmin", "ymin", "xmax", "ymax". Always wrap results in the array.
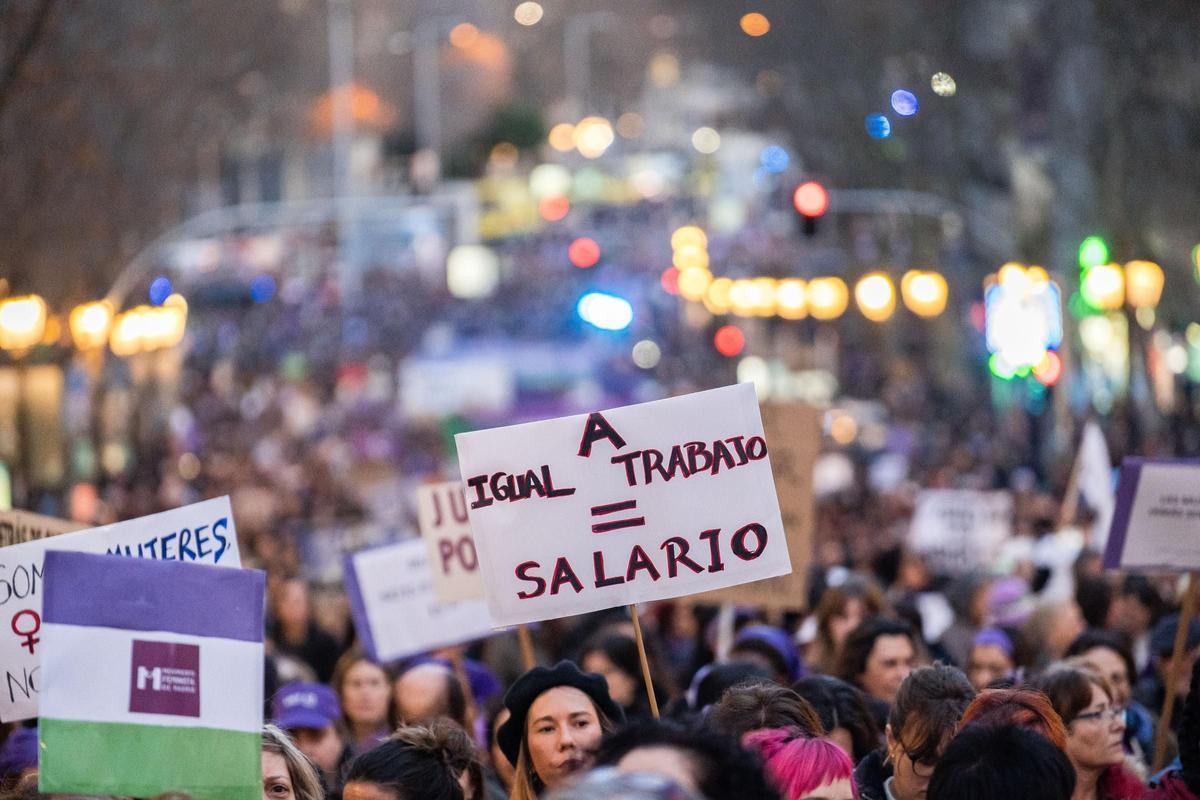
[{"xmin": 743, "ymin": 728, "xmax": 859, "ymax": 800}]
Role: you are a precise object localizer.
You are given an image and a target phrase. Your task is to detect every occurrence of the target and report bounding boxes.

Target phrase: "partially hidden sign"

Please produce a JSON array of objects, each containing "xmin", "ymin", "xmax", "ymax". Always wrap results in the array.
[
  {"xmin": 1104, "ymin": 458, "xmax": 1200, "ymax": 571},
  {"xmin": 0, "ymin": 511, "xmax": 86, "ymax": 548},
  {"xmin": 696, "ymin": 402, "xmax": 819, "ymax": 609},
  {"xmin": 0, "ymin": 497, "xmax": 243, "ymax": 722},
  {"xmin": 344, "ymin": 538, "xmax": 495, "ymax": 663},
  {"xmin": 909, "ymin": 489, "xmax": 1013, "ymax": 576},
  {"xmin": 416, "ymin": 481, "xmax": 485, "ymax": 603},
  {"xmin": 455, "ymin": 383, "xmax": 790, "ymax": 628}
]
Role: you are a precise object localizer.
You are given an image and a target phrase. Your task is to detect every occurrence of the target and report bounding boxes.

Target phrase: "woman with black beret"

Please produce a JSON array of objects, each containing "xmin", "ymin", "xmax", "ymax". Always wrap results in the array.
[{"xmin": 497, "ymin": 660, "xmax": 626, "ymax": 799}]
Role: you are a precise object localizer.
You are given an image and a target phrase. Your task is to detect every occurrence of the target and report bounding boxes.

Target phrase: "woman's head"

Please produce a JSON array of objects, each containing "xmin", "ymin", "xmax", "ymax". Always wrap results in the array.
[
  {"xmin": 343, "ymin": 721, "xmax": 477, "ymax": 800},
  {"xmin": 815, "ymin": 578, "xmax": 886, "ymax": 655},
  {"xmin": 1064, "ymin": 630, "xmax": 1136, "ymax": 710},
  {"xmin": 262, "ymin": 724, "xmax": 325, "ymax": 800},
  {"xmin": 596, "ymin": 719, "xmax": 780, "ymax": 800},
  {"xmin": 581, "ymin": 633, "xmax": 645, "ymax": 709},
  {"xmin": 885, "ymin": 665, "xmax": 976, "ymax": 800},
  {"xmin": 331, "ymin": 651, "xmax": 396, "ymax": 735},
  {"xmin": 959, "ymin": 688, "xmax": 1067, "ymax": 749},
  {"xmin": 965, "ymin": 628, "xmax": 1016, "ymax": 691},
  {"xmin": 792, "ymin": 675, "xmax": 881, "ymax": 762},
  {"xmin": 1031, "ymin": 665, "xmax": 1125, "ymax": 773},
  {"xmin": 706, "ymin": 681, "xmax": 824, "ymax": 741},
  {"xmin": 928, "ymin": 724, "xmax": 1075, "ymax": 800},
  {"xmin": 743, "ymin": 728, "xmax": 858, "ymax": 800},
  {"xmin": 731, "ymin": 625, "xmax": 805, "ymax": 685},
  {"xmin": 497, "ymin": 661, "xmax": 624, "ymax": 798},
  {"xmin": 838, "ymin": 617, "xmax": 918, "ymax": 705}
]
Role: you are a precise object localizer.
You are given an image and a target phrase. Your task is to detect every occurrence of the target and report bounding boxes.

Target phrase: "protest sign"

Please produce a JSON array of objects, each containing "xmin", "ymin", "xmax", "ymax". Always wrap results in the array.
[
  {"xmin": 0, "ymin": 496, "xmax": 242, "ymax": 722},
  {"xmin": 416, "ymin": 481, "xmax": 485, "ymax": 603},
  {"xmin": 455, "ymin": 383, "xmax": 790, "ymax": 628},
  {"xmin": 696, "ymin": 402, "xmax": 820, "ymax": 609},
  {"xmin": 0, "ymin": 510, "xmax": 85, "ymax": 548},
  {"xmin": 909, "ymin": 489, "xmax": 1013, "ymax": 575},
  {"xmin": 1103, "ymin": 458, "xmax": 1200, "ymax": 571},
  {"xmin": 39, "ymin": 551, "xmax": 263, "ymax": 800},
  {"xmin": 344, "ymin": 538, "xmax": 495, "ymax": 663}
]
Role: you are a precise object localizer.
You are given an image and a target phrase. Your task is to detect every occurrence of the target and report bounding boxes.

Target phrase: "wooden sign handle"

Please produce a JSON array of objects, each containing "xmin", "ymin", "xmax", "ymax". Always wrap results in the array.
[
  {"xmin": 516, "ymin": 624, "xmax": 537, "ymax": 672},
  {"xmin": 1154, "ymin": 572, "xmax": 1200, "ymax": 771},
  {"xmin": 629, "ymin": 603, "xmax": 660, "ymax": 719}
]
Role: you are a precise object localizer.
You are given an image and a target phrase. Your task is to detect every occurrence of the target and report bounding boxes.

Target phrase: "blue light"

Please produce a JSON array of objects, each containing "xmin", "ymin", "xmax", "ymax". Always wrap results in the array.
[
  {"xmin": 250, "ymin": 275, "xmax": 276, "ymax": 304},
  {"xmin": 148, "ymin": 275, "xmax": 172, "ymax": 305},
  {"xmin": 759, "ymin": 145, "xmax": 790, "ymax": 174},
  {"xmin": 865, "ymin": 113, "xmax": 892, "ymax": 139},
  {"xmin": 890, "ymin": 89, "xmax": 919, "ymax": 116},
  {"xmin": 577, "ymin": 291, "xmax": 633, "ymax": 331}
]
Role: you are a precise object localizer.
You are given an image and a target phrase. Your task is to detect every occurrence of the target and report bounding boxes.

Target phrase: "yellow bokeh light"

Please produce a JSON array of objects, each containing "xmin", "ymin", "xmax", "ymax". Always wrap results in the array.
[
  {"xmin": 547, "ymin": 123, "xmax": 576, "ymax": 152},
  {"xmin": 1125, "ymin": 260, "xmax": 1164, "ymax": 309},
  {"xmin": 729, "ymin": 279, "xmax": 756, "ymax": 317},
  {"xmin": 69, "ymin": 299, "xmax": 115, "ymax": 350},
  {"xmin": 513, "ymin": 1, "xmax": 544, "ymax": 26},
  {"xmin": 648, "ymin": 52, "xmax": 680, "ymax": 88},
  {"xmin": 750, "ymin": 277, "xmax": 777, "ymax": 317},
  {"xmin": 449, "ymin": 23, "xmax": 480, "ymax": 49},
  {"xmin": 900, "ymin": 270, "xmax": 948, "ymax": 318},
  {"xmin": 740, "ymin": 12, "xmax": 770, "ymax": 37},
  {"xmin": 691, "ymin": 126, "xmax": 721, "ymax": 154},
  {"xmin": 830, "ymin": 412, "xmax": 858, "ymax": 445},
  {"xmin": 616, "ymin": 112, "xmax": 645, "ymax": 139},
  {"xmin": 677, "ymin": 267, "xmax": 713, "ymax": 302},
  {"xmin": 1081, "ymin": 263, "xmax": 1125, "ymax": 310},
  {"xmin": 776, "ymin": 278, "xmax": 808, "ymax": 320},
  {"xmin": 673, "ymin": 244, "xmax": 710, "ymax": 270},
  {"xmin": 0, "ymin": 295, "xmax": 48, "ymax": 351},
  {"xmin": 671, "ymin": 225, "xmax": 708, "ymax": 251},
  {"xmin": 573, "ymin": 116, "xmax": 615, "ymax": 159},
  {"xmin": 855, "ymin": 273, "xmax": 896, "ymax": 322},
  {"xmin": 808, "ymin": 277, "xmax": 849, "ymax": 321},
  {"xmin": 703, "ymin": 277, "xmax": 733, "ymax": 315}
]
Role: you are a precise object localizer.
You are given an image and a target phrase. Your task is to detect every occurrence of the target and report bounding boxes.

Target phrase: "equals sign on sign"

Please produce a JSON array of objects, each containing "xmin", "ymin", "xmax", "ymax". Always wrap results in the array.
[{"xmin": 590, "ymin": 500, "xmax": 646, "ymax": 533}]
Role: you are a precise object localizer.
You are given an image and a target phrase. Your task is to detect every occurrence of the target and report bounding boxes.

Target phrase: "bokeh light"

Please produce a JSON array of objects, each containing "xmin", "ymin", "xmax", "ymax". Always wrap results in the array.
[
  {"xmin": 808, "ymin": 277, "xmax": 849, "ymax": 320},
  {"xmin": 573, "ymin": 116, "xmax": 615, "ymax": 159},
  {"xmin": 648, "ymin": 52, "xmax": 680, "ymax": 88},
  {"xmin": 739, "ymin": 13, "xmax": 770, "ymax": 36},
  {"xmin": 660, "ymin": 267, "xmax": 680, "ymax": 295},
  {"xmin": 577, "ymin": 292, "xmax": 633, "ymax": 331},
  {"xmin": 250, "ymin": 275, "xmax": 276, "ymax": 304},
  {"xmin": 449, "ymin": 23, "xmax": 480, "ymax": 49},
  {"xmin": 854, "ymin": 273, "xmax": 897, "ymax": 322},
  {"xmin": 776, "ymin": 278, "xmax": 808, "ymax": 320},
  {"xmin": 513, "ymin": 2, "xmax": 544, "ymax": 26},
  {"xmin": 865, "ymin": 113, "xmax": 892, "ymax": 139},
  {"xmin": 616, "ymin": 112, "xmax": 645, "ymax": 139},
  {"xmin": 1078, "ymin": 236, "xmax": 1109, "ymax": 271},
  {"xmin": 548, "ymin": 123, "xmax": 576, "ymax": 152},
  {"xmin": 446, "ymin": 245, "xmax": 500, "ymax": 300},
  {"xmin": 671, "ymin": 225, "xmax": 708, "ymax": 251},
  {"xmin": 672, "ymin": 245, "xmax": 710, "ymax": 270},
  {"xmin": 1080, "ymin": 263, "xmax": 1124, "ymax": 310},
  {"xmin": 1193, "ymin": 244, "xmax": 1200, "ymax": 284},
  {"xmin": 703, "ymin": 277, "xmax": 733, "ymax": 315},
  {"xmin": 714, "ymin": 324, "xmax": 745, "ymax": 357},
  {"xmin": 931, "ymin": 72, "xmax": 957, "ymax": 97},
  {"xmin": 829, "ymin": 412, "xmax": 858, "ymax": 445},
  {"xmin": 538, "ymin": 194, "xmax": 570, "ymax": 221},
  {"xmin": 149, "ymin": 275, "xmax": 173, "ymax": 306},
  {"xmin": 632, "ymin": 339, "xmax": 661, "ymax": 369},
  {"xmin": 792, "ymin": 181, "xmax": 829, "ymax": 217},
  {"xmin": 890, "ymin": 89, "xmax": 919, "ymax": 116},
  {"xmin": 1033, "ymin": 350, "xmax": 1063, "ymax": 386},
  {"xmin": 691, "ymin": 127, "xmax": 721, "ymax": 154},
  {"xmin": 1125, "ymin": 260, "xmax": 1164, "ymax": 309},
  {"xmin": 568, "ymin": 237, "xmax": 601, "ymax": 268},
  {"xmin": 900, "ymin": 270, "xmax": 949, "ymax": 318},
  {"xmin": 677, "ymin": 267, "xmax": 713, "ymax": 301},
  {"xmin": 489, "ymin": 141, "xmax": 519, "ymax": 167},
  {"xmin": 760, "ymin": 145, "xmax": 790, "ymax": 174},
  {"xmin": 529, "ymin": 163, "xmax": 572, "ymax": 198}
]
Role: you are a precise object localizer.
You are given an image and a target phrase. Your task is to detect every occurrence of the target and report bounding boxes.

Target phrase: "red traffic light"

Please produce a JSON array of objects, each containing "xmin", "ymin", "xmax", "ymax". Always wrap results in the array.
[{"xmin": 792, "ymin": 181, "xmax": 829, "ymax": 218}]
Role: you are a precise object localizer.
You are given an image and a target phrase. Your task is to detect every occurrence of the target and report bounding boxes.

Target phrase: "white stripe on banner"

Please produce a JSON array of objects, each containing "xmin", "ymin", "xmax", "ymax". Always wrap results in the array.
[{"xmin": 40, "ymin": 624, "xmax": 262, "ymax": 733}]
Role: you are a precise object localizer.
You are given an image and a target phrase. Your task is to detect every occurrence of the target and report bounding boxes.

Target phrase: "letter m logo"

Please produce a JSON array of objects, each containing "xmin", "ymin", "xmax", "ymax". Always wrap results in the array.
[{"xmin": 136, "ymin": 666, "xmax": 162, "ymax": 691}]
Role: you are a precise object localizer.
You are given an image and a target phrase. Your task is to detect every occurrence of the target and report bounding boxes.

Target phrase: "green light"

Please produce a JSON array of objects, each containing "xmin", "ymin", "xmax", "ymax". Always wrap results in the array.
[
  {"xmin": 989, "ymin": 353, "xmax": 1018, "ymax": 380},
  {"xmin": 1078, "ymin": 236, "xmax": 1109, "ymax": 271}
]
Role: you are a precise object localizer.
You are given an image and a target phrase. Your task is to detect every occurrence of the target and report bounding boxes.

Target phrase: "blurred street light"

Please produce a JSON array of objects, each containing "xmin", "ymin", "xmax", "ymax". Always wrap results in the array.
[
  {"xmin": 68, "ymin": 300, "xmax": 115, "ymax": 351},
  {"xmin": 739, "ymin": 13, "xmax": 770, "ymax": 37},
  {"xmin": 1124, "ymin": 260, "xmax": 1164, "ymax": 309},
  {"xmin": 854, "ymin": 273, "xmax": 897, "ymax": 322},
  {"xmin": 0, "ymin": 295, "xmax": 48, "ymax": 352},
  {"xmin": 808, "ymin": 277, "xmax": 849, "ymax": 320},
  {"xmin": 573, "ymin": 116, "xmax": 615, "ymax": 159},
  {"xmin": 776, "ymin": 279, "xmax": 808, "ymax": 320},
  {"xmin": 1080, "ymin": 263, "xmax": 1124, "ymax": 310},
  {"xmin": 447, "ymin": 245, "xmax": 500, "ymax": 299},
  {"xmin": 514, "ymin": 2, "xmax": 544, "ymax": 26},
  {"xmin": 1078, "ymin": 236, "xmax": 1109, "ymax": 271},
  {"xmin": 900, "ymin": 270, "xmax": 949, "ymax": 317}
]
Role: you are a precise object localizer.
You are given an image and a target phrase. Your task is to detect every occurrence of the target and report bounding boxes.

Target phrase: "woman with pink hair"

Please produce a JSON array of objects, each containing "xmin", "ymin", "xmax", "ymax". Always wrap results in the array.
[{"xmin": 744, "ymin": 728, "xmax": 859, "ymax": 800}]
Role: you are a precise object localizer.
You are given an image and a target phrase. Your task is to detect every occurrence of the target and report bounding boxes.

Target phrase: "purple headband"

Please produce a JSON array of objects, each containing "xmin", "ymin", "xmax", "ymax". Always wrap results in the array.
[{"xmin": 972, "ymin": 627, "xmax": 1015, "ymax": 658}]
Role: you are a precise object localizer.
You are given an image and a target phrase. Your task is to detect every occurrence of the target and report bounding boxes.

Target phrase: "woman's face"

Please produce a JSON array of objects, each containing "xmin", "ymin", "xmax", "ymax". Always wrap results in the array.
[
  {"xmin": 966, "ymin": 644, "xmax": 1014, "ymax": 691},
  {"xmin": 525, "ymin": 686, "xmax": 603, "ymax": 790},
  {"xmin": 1065, "ymin": 683, "xmax": 1126, "ymax": 771},
  {"xmin": 1080, "ymin": 647, "xmax": 1131, "ymax": 709},
  {"xmin": 801, "ymin": 777, "xmax": 856, "ymax": 800},
  {"xmin": 582, "ymin": 650, "xmax": 638, "ymax": 708},
  {"xmin": 887, "ymin": 723, "xmax": 941, "ymax": 800},
  {"xmin": 262, "ymin": 751, "xmax": 295, "ymax": 800},
  {"xmin": 341, "ymin": 660, "xmax": 391, "ymax": 729},
  {"xmin": 830, "ymin": 598, "xmax": 865, "ymax": 648}
]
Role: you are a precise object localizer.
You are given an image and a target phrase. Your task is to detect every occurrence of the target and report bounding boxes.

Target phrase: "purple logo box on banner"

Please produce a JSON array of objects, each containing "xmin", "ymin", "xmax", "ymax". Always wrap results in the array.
[{"xmin": 128, "ymin": 640, "xmax": 201, "ymax": 717}]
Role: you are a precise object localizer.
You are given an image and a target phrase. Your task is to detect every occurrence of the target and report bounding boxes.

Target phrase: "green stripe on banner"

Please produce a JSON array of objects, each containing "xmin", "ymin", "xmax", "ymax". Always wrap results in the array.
[{"xmin": 39, "ymin": 718, "xmax": 260, "ymax": 800}]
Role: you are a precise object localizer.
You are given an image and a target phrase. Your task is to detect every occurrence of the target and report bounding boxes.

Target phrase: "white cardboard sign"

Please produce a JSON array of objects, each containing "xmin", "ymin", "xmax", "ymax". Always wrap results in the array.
[
  {"xmin": 909, "ymin": 489, "xmax": 1013, "ymax": 575},
  {"xmin": 416, "ymin": 481, "xmax": 485, "ymax": 604},
  {"xmin": 0, "ymin": 497, "xmax": 242, "ymax": 721},
  {"xmin": 454, "ymin": 384, "xmax": 790, "ymax": 628},
  {"xmin": 344, "ymin": 538, "xmax": 495, "ymax": 662},
  {"xmin": 1103, "ymin": 459, "xmax": 1200, "ymax": 571}
]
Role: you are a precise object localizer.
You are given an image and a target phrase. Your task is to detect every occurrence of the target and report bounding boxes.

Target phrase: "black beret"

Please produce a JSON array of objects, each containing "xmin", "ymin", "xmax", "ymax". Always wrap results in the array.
[{"xmin": 496, "ymin": 660, "xmax": 625, "ymax": 766}]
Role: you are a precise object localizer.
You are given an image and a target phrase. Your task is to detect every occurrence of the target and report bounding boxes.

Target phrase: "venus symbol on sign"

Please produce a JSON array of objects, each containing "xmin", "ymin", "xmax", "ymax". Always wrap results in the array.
[{"xmin": 11, "ymin": 609, "xmax": 39, "ymax": 654}]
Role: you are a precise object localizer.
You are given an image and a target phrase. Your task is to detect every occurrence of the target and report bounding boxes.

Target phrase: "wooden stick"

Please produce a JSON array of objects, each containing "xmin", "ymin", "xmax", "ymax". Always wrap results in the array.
[
  {"xmin": 447, "ymin": 647, "xmax": 477, "ymax": 731},
  {"xmin": 1154, "ymin": 572, "xmax": 1200, "ymax": 771},
  {"xmin": 715, "ymin": 602, "xmax": 736, "ymax": 662},
  {"xmin": 628, "ymin": 603, "xmax": 660, "ymax": 719},
  {"xmin": 1056, "ymin": 433, "xmax": 1084, "ymax": 531},
  {"xmin": 516, "ymin": 624, "xmax": 537, "ymax": 672}
]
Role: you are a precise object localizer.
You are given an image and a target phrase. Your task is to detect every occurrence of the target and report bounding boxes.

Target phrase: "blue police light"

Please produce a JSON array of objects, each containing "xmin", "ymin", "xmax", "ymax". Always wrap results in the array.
[
  {"xmin": 148, "ymin": 276, "xmax": 173, "ymax": 306},
  {"xmin": 577, "ymin": 291, "xmax": 633, "ymax": 331}
]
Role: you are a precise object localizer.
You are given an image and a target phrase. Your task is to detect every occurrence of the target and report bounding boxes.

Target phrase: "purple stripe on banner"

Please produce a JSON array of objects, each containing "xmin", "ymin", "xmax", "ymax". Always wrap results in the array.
[
  {"xmin": 42, "ymin": 550, "xmax": 264, "ymax": 642},
  {"xmin": 1103, "ymin": 460, "xmax": 1144, "ymax": 570},
  {"xmin": 342, "ymin": 552, "xmax": 378, "ymax": 661}
]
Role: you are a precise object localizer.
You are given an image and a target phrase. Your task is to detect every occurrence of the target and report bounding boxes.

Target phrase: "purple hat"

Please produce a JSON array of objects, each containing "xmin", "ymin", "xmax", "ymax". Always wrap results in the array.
[
  {"xmin": 971, "ymin": 627, "xmax": 1015, "ymax": 658},
  {"xmin": 272, "ymin": 682, "xmax": 340, "ymax": 730},
  {"xmin": 733, "ymin": 625, "xmax": 805, "ymax": 682}
]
